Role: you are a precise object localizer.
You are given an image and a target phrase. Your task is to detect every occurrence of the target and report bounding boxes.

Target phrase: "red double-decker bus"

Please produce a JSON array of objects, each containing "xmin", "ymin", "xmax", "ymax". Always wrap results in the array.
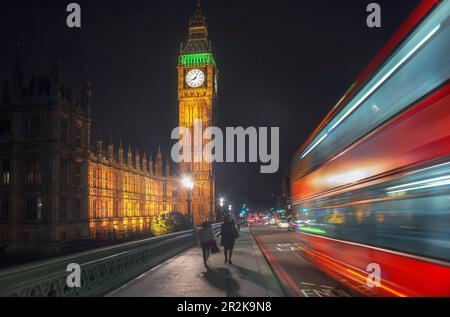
[{"xmin": 290, "ymin": 0, "xmax": 450, "ymax": 297}]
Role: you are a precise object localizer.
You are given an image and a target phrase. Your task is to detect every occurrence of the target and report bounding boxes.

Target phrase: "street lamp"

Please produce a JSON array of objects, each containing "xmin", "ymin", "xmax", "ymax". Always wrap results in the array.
[
  {"xmin": 219, "ymin": 197, "xmax": 225, "ymax": 222},
  {"xmin": 181, "ymin": 175, "xmax": 194, "ymax": 227}
]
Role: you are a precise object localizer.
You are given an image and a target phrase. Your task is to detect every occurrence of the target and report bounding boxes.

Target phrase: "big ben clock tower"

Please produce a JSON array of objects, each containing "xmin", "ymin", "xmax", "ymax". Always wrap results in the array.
[{"xmin": 178, "ymin": 0, "xmax": 218, "ymax": 225}]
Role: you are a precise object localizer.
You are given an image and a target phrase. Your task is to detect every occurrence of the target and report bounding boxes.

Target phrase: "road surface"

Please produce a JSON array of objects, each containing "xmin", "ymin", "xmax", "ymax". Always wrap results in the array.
[{"xmin": 250, "ymin": 223, "xmax": 359, "ymax": 297}]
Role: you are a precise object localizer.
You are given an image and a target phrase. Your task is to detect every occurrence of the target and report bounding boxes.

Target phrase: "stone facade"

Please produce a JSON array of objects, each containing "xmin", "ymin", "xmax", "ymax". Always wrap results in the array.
[
  {"xmin": 0, "ymin": 46, "xmax": 91, "ymax": 252},
  {"xmin": 0, "ymin": 48, "xmax": 186, "ymax": 253},
  {"xmin": 88, "ymin": 142, "xmax": 185, "ymax": 240}
]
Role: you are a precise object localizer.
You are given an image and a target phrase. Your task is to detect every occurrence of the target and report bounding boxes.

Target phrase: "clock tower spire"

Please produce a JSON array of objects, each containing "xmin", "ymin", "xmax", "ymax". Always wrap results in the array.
[
  {"xmin": 178, "ymin": 0, "xmax": 218, "ymax": 225},
  {"xmin": 182, "ymin": 0, "xmax": 211, "ymax": 54}
]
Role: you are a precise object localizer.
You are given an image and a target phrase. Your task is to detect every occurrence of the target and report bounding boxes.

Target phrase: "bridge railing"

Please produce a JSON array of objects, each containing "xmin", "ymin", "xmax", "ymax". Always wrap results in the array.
[{"xmin": 0, "ymin": 223, "xmax": 222, "ymax": 297}]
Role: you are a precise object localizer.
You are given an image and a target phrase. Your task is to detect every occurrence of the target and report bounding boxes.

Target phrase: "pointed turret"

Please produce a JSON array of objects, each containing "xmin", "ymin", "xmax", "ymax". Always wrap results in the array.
[
  {"xmin": 127, "ymin": 146, "xmax": 133, "ymax": 167},
  {"xmin": 142, "ymin": 152, "xmax": 148, "ymax": 173},
  {"xmin": 118, "ymin": 140, "xmax": 124, "ymax": 163},
  {"xmin": 135, "ymin": 149, "xmax": 141, "ymax": 170},
  {"xmin": 96, "ymin": 138, "xmax": 103, "ymax": 155},
  {"xmin": 108, "ymin": 142, "xmax": 114, "ymax": 161},
  {"xmin": 155, "ymin": 147, "xmax": 163, "ymax": 176},
  {"xmin": 166, "ymin": 160, "xmax": 171, "ymax": 177},
  {"xmin": 148, "ymin": 154, "xmax": 154, "ymax": 175}
]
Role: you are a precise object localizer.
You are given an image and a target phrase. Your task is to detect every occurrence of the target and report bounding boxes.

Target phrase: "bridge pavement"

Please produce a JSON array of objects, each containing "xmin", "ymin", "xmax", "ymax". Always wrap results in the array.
[{"xmin": 107, "ymin": 228, "xmax": 284, "ymax": 297}]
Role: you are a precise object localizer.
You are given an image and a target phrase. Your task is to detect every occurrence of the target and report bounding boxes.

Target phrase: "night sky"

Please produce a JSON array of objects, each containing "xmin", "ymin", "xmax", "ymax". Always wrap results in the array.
[{"xmin": 0, "ymin": 0, "xmax": 421, "ymax": 210}]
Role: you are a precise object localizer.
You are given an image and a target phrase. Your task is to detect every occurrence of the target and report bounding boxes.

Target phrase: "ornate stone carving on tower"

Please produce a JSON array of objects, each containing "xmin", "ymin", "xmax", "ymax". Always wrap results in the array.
[{"xmin": 178, "ymin": 0, "xmax": 218, "ymax": 225}]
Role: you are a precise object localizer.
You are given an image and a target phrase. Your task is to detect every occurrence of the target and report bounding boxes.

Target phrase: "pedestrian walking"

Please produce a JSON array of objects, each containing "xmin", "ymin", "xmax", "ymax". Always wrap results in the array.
[
  {"xmin": 237, "ymin": 217, "xmax": 243, "ymax": 232},
  {"xmin": 219, "ymin": 215, "xmax": 239, "ymax": 265},
  {"xmin": 198, "ymin": 220, "xmax": 215, "ymax": 268}
]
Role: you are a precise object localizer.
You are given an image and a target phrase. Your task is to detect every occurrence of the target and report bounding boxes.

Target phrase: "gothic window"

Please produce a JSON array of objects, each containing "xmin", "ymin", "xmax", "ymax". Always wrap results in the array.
[
  {"xmin": 94, "ymin": 199, "xmax": 99, "ymax": 219},
  {"xmin": 26, "ymin": 157, "xmax": 41, "ymax": 184},
  {"xmin": 102, "ymin": 200, "xmax": 107, "ymax": 218},
  {"xmin": 108, "ymin": 170, "xmax": 113, "ymax": 190},
  {"xmin": 0, "ymin": 194, "xmax": 8, "ymax": 223},
  {"xmin": 88, "ymin": 165, "xmax": 93, "ymax": 188},
  {"xmin": 26, "ymin": 195, "xmax": 42, "ymax": 222},
  {"xmin": 2, "ymin": 159, "xmax": 10, "ymax": 184},
  {"xmin": 108, "ymin": 200, "xmax": 113, "ymax": 218},
  {"xmin": 25, "ymin": 113, "xmax": 41, "ymax": 138}
]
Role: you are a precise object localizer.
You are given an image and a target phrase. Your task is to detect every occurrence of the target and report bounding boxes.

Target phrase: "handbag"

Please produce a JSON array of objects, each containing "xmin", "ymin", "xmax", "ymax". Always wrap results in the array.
[
  {"xmin": 232, "ymin": 225, "xmax": 240, "ymax": 239},
  {"xmin": 210, "ymin": 240, "xmax": 220, "ymax": 254}
]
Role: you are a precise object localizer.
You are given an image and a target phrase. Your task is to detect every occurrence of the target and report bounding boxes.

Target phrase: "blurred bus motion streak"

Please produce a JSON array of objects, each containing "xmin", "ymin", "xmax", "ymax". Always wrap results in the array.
[{"xmin": 291, "ymin": 0, "xmax": 450, "ymax": 297}]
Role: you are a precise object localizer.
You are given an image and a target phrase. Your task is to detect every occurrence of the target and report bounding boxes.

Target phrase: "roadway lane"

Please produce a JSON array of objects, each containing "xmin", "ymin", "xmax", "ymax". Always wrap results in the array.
[{"xmin": 250, "ymin": 224, "xmax": 359, "ymax": 297}]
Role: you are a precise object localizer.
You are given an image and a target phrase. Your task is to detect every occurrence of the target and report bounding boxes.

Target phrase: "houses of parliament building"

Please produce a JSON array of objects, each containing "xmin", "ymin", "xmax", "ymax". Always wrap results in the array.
[{"xmin": 0, "ymin": 0, "xmax": 217, "ymax": 253}]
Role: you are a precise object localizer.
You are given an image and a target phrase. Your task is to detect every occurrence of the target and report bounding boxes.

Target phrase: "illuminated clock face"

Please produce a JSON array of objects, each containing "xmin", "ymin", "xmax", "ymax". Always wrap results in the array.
[{"xmin": 185, "ymin": 69, "xmax": 205, "ymax": 88}]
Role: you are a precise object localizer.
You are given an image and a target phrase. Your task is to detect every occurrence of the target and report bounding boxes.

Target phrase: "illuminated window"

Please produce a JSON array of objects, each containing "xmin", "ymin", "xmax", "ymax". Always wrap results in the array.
[{"xmin": 26, "ymin": 157, "xmax": 41, "ymax": 184}]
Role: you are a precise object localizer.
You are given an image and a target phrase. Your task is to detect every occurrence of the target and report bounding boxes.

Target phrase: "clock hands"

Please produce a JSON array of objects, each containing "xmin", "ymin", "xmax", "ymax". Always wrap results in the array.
[{"xmin": 186, "ymin": 69, "xmax": 204, "ymax": 87}]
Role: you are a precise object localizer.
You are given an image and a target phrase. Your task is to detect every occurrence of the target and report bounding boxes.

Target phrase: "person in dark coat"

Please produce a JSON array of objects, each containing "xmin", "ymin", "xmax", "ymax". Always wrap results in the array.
[
  {"xmin": 198, "ymin": 220, "xmax": 214, "ymax": 268},
  {"xmin": 220, "ymin": 215, "xmax": 239, "ymax": 265}
]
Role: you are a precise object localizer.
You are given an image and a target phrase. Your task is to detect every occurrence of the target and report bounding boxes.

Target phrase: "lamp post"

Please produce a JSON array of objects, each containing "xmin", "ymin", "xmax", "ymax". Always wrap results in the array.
[
  {"xmin": 219, "ymin": 197, "xmax": 225, "ymax": 222},
  {"xmin": 182, "ymin": 176, "xmax": 194, "ymax": 228}
]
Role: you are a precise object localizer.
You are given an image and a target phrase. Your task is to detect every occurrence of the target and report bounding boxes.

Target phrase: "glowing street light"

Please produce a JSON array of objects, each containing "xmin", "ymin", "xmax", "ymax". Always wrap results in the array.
[
  {"xmin": 182, "ymin": 176, "xmax": 194, "ymax": 191},
  {"xmin": 218, "ymin": 197, "xmax": 225, "ymax": 222}
]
